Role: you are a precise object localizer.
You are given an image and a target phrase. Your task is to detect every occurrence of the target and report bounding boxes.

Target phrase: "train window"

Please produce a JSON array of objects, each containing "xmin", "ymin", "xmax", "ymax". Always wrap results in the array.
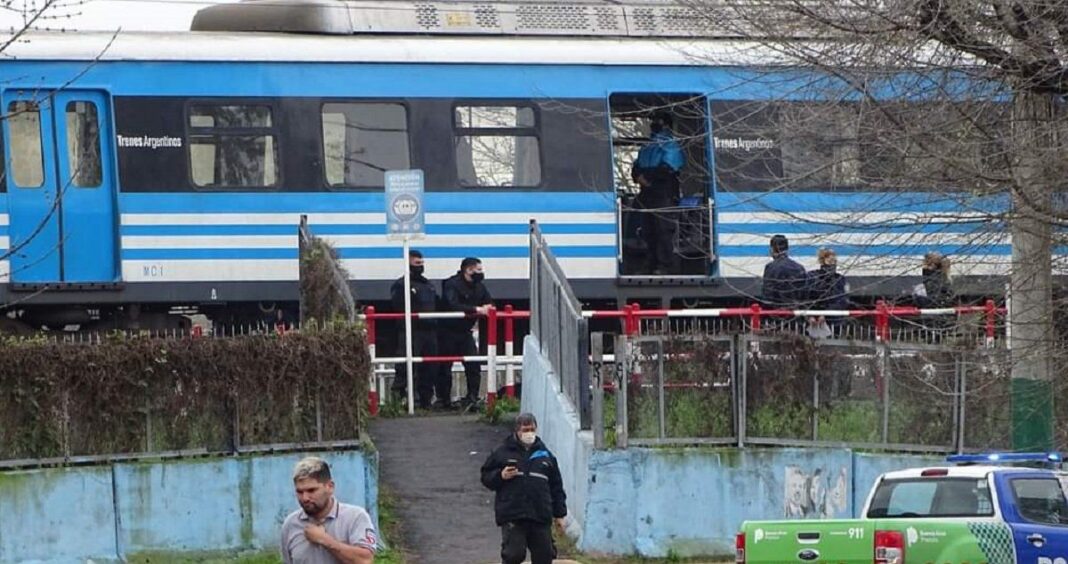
[
  {"xmin": 188, "ymin": 104, "xmax": 278, "ymax": 189},
  {"xmin": 189, "ymin": 105, "xmax": 272, "ymax": 128},
  {"xmin": 710, "ymin": 101, "xmax": 782, "ymax": 191},
  {"xmin": 780, "ymin": 104, "xmax": 860, "ymax": 189},
  {"xmin": 321, "ymin": 103, "xmax": 410, "ymax": 188},
  {"xmin": 65, "ymin": 101, "xmax": 102, "ymax": 188},
  {"xmin": 453, "ymin": 105, "xmax": 541, "ymax": 188},
  {"xmin": 7, "ymin": 101, "xmax": 45, "ymax": 188}
]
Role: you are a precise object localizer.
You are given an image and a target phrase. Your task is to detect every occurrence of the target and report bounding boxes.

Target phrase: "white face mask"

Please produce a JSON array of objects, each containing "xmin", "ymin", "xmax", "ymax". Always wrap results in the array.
[{"xmin": 519, "ymin": 431, "xmax": 537, "ymax": 446}]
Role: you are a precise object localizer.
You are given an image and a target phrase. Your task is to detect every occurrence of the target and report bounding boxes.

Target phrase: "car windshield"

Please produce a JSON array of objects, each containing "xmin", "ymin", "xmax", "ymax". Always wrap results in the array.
[{"xmin": 867, "ymin": 477, "xmax": 995, "ymax": 518}]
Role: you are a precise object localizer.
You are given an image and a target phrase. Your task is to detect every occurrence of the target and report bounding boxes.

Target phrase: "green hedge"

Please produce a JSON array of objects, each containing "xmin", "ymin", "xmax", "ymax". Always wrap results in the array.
[{"xmin": 0, "ymin": 325, "xmax": 368, "ymax": 461}]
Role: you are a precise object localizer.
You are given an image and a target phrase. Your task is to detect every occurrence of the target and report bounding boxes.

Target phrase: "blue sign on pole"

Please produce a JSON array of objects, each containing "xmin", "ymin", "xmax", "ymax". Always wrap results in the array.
[{"xmin": 385, "ymin": 169, "xmax": 425, "ymax": 240}]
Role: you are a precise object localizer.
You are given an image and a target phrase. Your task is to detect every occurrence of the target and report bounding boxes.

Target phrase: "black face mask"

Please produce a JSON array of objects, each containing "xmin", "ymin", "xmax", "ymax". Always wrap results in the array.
[
  {"xmin": 822, "ymin": 264, "xmax": 837, "ymax": 275},
  {"xmin": 650, "ymin": 122, "xmax": 665, "ymax": 134},
  {"xmin": 410, "ymin": 265, "xmax": 424, "ymax": 277},
  {"xmin": 470, "ymin": 272, "xmax": 485, "ymax": 283}
]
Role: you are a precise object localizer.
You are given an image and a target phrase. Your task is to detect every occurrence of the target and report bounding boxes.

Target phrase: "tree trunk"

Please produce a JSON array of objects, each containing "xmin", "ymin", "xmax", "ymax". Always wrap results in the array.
[{"xmin": 1009, "ymin": 89, "xmax": 1055, "ymax": 451}]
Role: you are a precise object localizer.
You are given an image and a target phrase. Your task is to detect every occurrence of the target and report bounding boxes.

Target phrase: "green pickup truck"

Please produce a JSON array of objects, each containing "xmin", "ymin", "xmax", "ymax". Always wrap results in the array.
[{"xmin": 737, "ymin": 453, "xmax": 1068, "ymax": 563}]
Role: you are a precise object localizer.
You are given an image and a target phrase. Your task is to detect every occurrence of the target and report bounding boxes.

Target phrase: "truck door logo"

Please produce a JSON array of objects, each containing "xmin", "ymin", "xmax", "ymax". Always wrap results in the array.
[
  {"xmin": 797, "ymin": 549, "xmax": 820, "ymax": 561},
  {"xmin": 906, "ymin": 527, "xmax": 919, "ymax": 547}
]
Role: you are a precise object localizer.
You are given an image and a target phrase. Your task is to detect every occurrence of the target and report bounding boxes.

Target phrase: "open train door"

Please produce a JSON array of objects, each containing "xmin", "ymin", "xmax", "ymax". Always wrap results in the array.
[
  {"xmin": 608, "ymin": 93, "xmax": 714, "ymax": 280},
  {"xmin": 2, "ymin": 89, "xmax": 120, "ymax": 285}
]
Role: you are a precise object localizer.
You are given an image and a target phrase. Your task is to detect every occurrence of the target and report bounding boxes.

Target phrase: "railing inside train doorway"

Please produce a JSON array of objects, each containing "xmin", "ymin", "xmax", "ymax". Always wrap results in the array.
[{"xmin": 529, "ymin": 220, "xmax": 592, "ymax": 428}]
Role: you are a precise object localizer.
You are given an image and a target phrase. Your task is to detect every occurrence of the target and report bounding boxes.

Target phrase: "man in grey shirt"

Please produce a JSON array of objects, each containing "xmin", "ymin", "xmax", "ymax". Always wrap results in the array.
[{"xmin": 281, "ymin": 456, "xmax": 377, "ymax": 564}]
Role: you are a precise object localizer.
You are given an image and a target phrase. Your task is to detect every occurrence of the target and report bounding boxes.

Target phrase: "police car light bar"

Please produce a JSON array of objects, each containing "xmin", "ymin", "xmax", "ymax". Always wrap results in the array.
[{"xmin": 946, "ymin": 452, "xmax": 1063, "ymax": 464}]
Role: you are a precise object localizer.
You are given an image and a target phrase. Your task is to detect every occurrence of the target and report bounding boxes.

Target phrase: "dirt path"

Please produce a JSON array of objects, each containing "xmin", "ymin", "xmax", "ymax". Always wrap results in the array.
[{"xmin": 370, "ymin": 414, "xmax": 509, "ymax": 564}]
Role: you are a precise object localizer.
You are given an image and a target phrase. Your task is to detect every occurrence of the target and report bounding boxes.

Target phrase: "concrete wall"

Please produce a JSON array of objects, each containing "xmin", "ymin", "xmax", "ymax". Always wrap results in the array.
[
  {"xmin": 520, "ymin": 336, "xmax": 593, "ymax": 536},
  {"xmin": 520, "ymin": 336, "xmax": 947, "ymax": 559},
  {"xmin": 0, "ymin": 449, "xmax": 377, "ymax": 564}
]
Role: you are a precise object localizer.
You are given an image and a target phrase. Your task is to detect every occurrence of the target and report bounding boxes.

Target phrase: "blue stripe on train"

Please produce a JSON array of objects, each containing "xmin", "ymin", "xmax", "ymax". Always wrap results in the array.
[
  {"xmin": 715, "ymin": 191, "xmax": 1009, "ymax": 214},
  {"xmin": 717, "ymin": 244, "xmax": 1014, "ymax": 257},
  {"xmin": 120, "ymin": 223, "xmax": 615, "ymax": 236},
  {"xmin": 119, "ymin": 192, "xmax": 614, "ymax": 214},
  {"xmin": 717, "ymin": 223, "xmax": 995, "ymax": 235},
  {"xmin": 0, "ymin": 60, "xmax": 807, "ymax": 100},
  {"xmin": 122, "ymin": 246, "xmax": 615, "ymax": 260}
]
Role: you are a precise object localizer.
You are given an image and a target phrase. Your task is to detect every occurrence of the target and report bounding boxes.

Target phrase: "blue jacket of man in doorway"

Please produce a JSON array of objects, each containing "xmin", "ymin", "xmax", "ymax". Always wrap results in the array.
[{"xmin": 634, "ymin": 130, "xmax": 685, "ymax": 174}]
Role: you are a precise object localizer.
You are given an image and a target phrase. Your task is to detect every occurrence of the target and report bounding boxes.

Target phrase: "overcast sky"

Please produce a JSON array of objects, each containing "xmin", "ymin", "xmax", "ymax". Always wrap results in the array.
[{"xmin": 0, "ymin": 0, "xmax": 238, "ymax": 32}]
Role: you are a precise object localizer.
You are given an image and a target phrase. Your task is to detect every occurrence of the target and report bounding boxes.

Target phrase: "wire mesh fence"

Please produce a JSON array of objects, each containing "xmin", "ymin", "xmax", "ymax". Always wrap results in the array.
[{"xmin": 595, "ymin": 332, "xmax": 1013, "ymax": 453}]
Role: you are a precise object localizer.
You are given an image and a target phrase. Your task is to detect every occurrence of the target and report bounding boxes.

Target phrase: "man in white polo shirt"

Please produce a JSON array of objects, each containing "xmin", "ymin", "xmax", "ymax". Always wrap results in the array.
[{"xmin": 281, "ymin": 456, "xmax": 377, "ymax": 564}]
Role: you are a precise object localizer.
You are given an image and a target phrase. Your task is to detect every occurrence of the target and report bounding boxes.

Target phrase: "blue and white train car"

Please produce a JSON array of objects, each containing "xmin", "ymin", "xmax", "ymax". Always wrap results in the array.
[{"xmin": 0, "ymin": 0, "xmax": 1000, "ymax": 328}]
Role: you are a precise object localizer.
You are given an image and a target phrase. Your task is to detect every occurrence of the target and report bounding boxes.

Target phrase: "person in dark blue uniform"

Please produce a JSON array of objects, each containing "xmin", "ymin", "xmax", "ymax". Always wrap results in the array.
[
  {"xmin": 439, "ymin": 257, "xmax": 493, "ymax": 407},
  {"xmin": 481, "ymin": 413, "xmax": 567, "ymax": 564},
  {"xmin": 762, "ymin": 234, "xmax": 809, "ymax": 308},
  {"xmin": 631, "ymin": 112, "xmax": 685, "ymax": 274},
  {"xmin": 390, "ymin": 250, "xmax": 439, "ymax": 409}
]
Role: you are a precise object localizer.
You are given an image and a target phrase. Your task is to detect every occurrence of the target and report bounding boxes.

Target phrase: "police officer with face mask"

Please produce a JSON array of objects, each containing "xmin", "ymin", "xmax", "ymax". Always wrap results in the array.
[
  {"xmin": 439, "ymin": 257, "xmax": 493, "ymax": 407},
  {"xmin": 390, "ymin": 249, "xmax": 439, "ymax": 410},
  {"xmin": 631, "ymin": 112, "xmax": 685, "ymax": 275},
  {"xmin": 481, "ymin": 413, "xmax": 567, "ymax": 564}
]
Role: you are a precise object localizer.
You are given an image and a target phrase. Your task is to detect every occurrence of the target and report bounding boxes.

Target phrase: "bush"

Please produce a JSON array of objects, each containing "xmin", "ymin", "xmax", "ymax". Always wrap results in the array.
[{"xmin": 0, "ymin": 325, "xmax": 369, "ymax": 461}]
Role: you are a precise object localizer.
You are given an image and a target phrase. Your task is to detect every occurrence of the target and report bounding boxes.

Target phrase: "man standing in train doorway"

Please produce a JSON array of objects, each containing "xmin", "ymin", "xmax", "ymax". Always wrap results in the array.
[
  {"xmin": 631, "ymin": 112, "xmax": 684, "ymax": 275},
  {"xmin": 390, "ymin": 249, "xmax": 439, "ymax": 410},
  {"xmin": 439, "ymin": 257, "xmax": 493, "ymax": 409}
]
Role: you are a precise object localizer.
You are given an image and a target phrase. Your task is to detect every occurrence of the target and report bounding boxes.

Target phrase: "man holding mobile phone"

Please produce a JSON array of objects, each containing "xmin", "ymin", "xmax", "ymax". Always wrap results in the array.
[{"xmin": 480, "ymin": 413, "xmax": 567, "ymax": 564}]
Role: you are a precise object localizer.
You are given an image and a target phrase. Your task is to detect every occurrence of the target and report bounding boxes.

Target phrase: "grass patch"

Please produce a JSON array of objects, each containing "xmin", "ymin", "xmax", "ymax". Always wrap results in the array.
[
  {"xmin": 126, "ymin": 550, "xmax": 281, "ymax": 563},
  {"xmin": 483, "ymin": 394, "xmax": 521, "ymax": 424},
  {"xmin": 375, "ymin": 483, "xmax": 409, "ymax": 564}
]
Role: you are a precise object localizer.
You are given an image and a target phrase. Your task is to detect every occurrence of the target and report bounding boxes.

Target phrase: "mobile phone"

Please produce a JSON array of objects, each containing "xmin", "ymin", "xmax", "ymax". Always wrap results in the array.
[{"xmin": 505, "ymin": 459, "xmax": 518, "ymax": 468}]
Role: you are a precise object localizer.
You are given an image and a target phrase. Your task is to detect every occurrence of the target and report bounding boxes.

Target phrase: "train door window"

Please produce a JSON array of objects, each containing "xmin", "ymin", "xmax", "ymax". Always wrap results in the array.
[
  {"xmin": 65, "ymin": 101, "xmax": 102, "ymax": 188},
  {"xmin": 188, "ymin": 104, "xmax": 278, "ymax": 189},
  {"xmin": 609, "ymin": 94, "xmax": 711, "ymax": 278},
  {"xmin": 321, "ymin": 102, "xmax": 410, "ymax": 188},
  {"xmin": 453, "ymin": 105, "xmax": 541, "ymax": 187},
  {"xmin": 7, "ymin": 101, "xmax": 45, "ymax": 188}
]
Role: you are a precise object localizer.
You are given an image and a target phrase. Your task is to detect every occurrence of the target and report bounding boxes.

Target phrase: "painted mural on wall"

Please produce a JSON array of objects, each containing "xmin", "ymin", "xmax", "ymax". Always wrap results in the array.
[{"xmin": 784, "ymin": 465, "xmax": 849, "ymax": 518}]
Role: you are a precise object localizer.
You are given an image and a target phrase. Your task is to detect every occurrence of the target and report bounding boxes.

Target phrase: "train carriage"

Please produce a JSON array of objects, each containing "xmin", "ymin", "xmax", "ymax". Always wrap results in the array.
[{"xmin": 0, "ymin": 0, "xmax": 1005, "ymax": 329}]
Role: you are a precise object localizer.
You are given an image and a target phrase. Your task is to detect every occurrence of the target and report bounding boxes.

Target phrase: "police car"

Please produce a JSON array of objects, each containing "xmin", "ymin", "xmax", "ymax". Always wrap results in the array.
[{"xmin": 737, "ymin": 453, "xmax": 1068, "ymax": 563}]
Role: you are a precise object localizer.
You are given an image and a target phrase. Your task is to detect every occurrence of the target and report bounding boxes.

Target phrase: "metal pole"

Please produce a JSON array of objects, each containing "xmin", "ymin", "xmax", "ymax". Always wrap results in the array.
[
  {"xmin": 614, "ymin": 334, "xmax": 629, "ymax": 449},
  {"xmin": 880, "ymin": 343, "xmax": 890, "ymax": 445},
  {"xmin": 657, "ymin": 337, "xmax": 666, "ymax": 440},
  {"xmin": 957, "ymin": 354, "xmax": 967, "ymax": 454},
  {"xmin": 592, "ymin": 332, "xmax": 605, "ymax": 449},
  {"xmin": 505, "ymin": 304, "xmax": 516, "ymax": 398},
  {"xmin": 487, "ymin": 305, "xmax": 498, "ymax": 412},
  {"xmin": 404, "ymin": 239, "xmax": 415, "ymax": 415},
  {"xmin": 367, "ymin": 306, "xmax": 379, "ymax": 416}
]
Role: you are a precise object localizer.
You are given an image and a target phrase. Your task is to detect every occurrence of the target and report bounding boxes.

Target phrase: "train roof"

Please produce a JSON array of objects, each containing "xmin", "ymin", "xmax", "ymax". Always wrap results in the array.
[
  {"xmin": 189, "ymin": 0, "xmax": 763, "ymax": 38},
  {"xmin": 0, "ymin": 30, "xmax": 779, "ymax": 65}
]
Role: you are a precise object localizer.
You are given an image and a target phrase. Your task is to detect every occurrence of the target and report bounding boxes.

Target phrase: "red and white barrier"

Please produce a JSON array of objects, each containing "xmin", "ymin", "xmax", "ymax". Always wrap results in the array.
[{"xmin": 359, "ymin": 299, "xmax": 1005, "ymax": 415}]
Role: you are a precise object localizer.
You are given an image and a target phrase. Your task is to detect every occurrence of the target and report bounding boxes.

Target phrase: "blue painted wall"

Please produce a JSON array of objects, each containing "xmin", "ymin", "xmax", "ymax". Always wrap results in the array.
[
  {"xmin": 0, "ymin": 449, "xmax": 376, "ymax": 564},
  {"xmin": 521, "ymin": 337, "xmax": 951, "ymax": 558}
]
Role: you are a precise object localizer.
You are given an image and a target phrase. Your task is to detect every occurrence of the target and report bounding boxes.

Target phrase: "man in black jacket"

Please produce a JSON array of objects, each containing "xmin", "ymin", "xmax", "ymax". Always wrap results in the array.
[
  {"xmin": 762, "ymin": 234, "xmax": 809, "ymax": 308},
  {"xmin": 440, "ymin": 257, "xmax": 493, "ymax": 407},
  {"xmin": 390, "ymin": 249, "xmax": 439, "ymax": 409},
  {"xmin": 480, "ymin": 413, "xmax": 567, "ymax": 564}
]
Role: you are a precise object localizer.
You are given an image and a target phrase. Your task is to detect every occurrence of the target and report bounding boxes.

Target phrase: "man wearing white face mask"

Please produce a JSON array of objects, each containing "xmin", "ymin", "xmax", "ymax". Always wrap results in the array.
[{"xmin": 480, "ymin": 413, "xmax": 567, "ymax": 564}]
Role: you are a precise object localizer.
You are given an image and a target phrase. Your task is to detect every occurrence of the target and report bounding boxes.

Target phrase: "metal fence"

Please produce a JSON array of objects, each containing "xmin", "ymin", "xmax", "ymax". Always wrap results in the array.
[
  {"xmin": 594, "ymin": 332, "xmax": 1011, "ymax": 453},
  {"xmin": 530, "ymin": 220, "xmax": 591, "ymax": 428}
]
